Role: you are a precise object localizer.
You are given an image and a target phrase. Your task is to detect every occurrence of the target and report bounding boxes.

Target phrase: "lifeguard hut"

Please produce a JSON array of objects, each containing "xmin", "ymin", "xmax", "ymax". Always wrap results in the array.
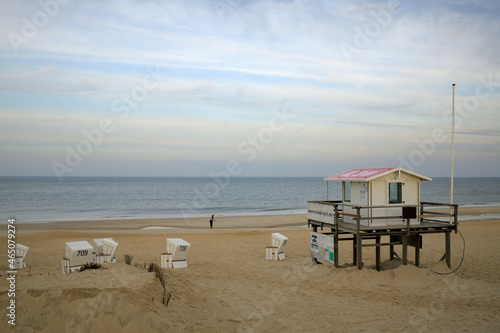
[
  {"xmin": 325, "ymin": 167, "xmax": 431, "ymax": 226},
  {"xmin": 307, "ymin": 167, "xmax": 458, "ymax": 271}
]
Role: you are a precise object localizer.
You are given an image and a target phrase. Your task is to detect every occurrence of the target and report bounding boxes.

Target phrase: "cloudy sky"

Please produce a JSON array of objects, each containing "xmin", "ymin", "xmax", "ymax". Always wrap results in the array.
[{"xmin": 1, "ymin": 0, "xmax": 499, "ymax": 178}]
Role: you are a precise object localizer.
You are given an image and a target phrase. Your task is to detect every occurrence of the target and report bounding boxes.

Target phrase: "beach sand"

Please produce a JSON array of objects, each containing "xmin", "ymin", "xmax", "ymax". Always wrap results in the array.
[{"xmin": 1, "ymin": 208, "xmax": 500, "ymax": 332}]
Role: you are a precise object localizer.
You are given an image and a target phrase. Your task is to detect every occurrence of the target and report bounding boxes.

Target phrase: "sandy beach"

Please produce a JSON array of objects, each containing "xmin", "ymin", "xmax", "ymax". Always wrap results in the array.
[{"xmin": 2, "ymin": 208, "xmax": 500, "ymax": 332}]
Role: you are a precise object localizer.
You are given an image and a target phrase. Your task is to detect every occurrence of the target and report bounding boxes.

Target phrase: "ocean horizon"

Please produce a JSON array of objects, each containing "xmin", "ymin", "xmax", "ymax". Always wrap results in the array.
[{"xmin": 1, "ymin": 176, "xmax": 500, "ymax": 224}]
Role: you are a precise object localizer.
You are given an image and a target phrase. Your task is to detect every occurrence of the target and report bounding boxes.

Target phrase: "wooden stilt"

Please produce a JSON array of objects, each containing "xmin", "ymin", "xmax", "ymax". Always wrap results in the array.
[
  {"xmin": 334, "ymin": 205, "xmax": 339, "ymax": 268},
  {"xmin": 403, "ymin": 218, "xmax": 410, "ymax": 265},
  {"xmin": 402, "ymin": 234, "xmax": 408, "ymax": 265},
  {"xmin": 356, "ymin": 235, "xmax": 362, "ymax": 269},
  {"xmin": 376, "ymin": 236, "xmax": 381, "ymax": 272},
  {"xmin": 353, "ymin": 235, "xmax": 357, "ymax": 266},
  {"xmin": 415, "ymin": 234, "xmax": 421, "ymax": 267},
  {"xmin": 445, "ymin": 231, "xmax": 451, "ymax": 269},
  {"xmin": 356, "ymin": 207, "xmax": 362, "ymax": 270},
  {"xmin": 389, "ymin": 244, "xmax": 394, "ymax": 261}
]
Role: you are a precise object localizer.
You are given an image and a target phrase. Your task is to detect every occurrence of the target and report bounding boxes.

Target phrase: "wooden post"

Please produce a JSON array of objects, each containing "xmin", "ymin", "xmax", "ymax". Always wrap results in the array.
[
  {"xmin": 376, "ymin": 235, "xmax": 381, "ymax": 272},
  {"xmin": 389, "ymin": 244, "xmax": 394, "ymax": 261},
  {"xmin": 402, "ymin": 234, "xmax": 408, "ymax": 265},
  {"xmin": 403, "ymin": 218, "xmax": 410, "ymax": 265},
  {"xmin": 353, "ymin": 234, "xmax": 357, "ymax": 266},
  {"xmin": 356, "ymin": 207, "xmax": 362, "ymax": 270},
  {"xmin": 445, "ymin": 231, "xmax": 451, "ymax": 269},
  {"xmin": 453, "ymin": 205, "xmax": 459, "ymax": 234},
  {"xmin": 334, "ymin": 204, "xmax": 339, "ymax": 268},
  {"xmin": 415, "ymin": 234, "xmax": 420, "ymax": 267}
]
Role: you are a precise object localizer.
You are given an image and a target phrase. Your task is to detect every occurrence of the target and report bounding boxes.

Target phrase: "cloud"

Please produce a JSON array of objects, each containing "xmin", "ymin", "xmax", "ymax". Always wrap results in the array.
[{"xmin": 1, "ymin": 0, "xmax": 500, "ymax": 176}]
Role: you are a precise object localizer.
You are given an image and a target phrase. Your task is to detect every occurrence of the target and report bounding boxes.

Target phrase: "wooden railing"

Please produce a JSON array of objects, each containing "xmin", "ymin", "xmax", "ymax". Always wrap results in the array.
[{"xmin": 307, "ymin": 201, "xmax": 459, "ymax": 231}]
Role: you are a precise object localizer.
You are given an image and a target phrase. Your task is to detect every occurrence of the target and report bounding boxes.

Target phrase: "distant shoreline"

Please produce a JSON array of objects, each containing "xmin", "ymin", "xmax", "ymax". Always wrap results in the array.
[
  {"xmin": 9, "ymin": 206, "xmax": 500, "ymax": 235},
  {"xmin": 6, "ymin": 204, "xmax": 500, "ymax": 226},
  {"xmin": 6, "ymin": 210, "xmax": 307, "ymax": 225}
]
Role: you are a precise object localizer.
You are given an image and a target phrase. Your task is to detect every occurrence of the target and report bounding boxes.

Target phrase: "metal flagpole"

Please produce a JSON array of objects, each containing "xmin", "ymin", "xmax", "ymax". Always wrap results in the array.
[{"xmin": 450, "ymin": 84, "xmax": 455, "ymax": 223}]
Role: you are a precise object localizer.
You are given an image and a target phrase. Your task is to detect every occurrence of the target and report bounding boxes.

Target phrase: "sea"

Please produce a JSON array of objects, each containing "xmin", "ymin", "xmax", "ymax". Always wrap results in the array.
[{"xmin": 1, "ymin": 177, "xmax": 500, "ymax": 224}]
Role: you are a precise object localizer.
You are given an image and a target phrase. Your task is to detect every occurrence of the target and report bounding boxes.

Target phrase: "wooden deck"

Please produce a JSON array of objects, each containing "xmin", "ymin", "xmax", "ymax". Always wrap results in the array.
[{"xmin": 307, "ymin": 201, "xmax": 458, "ymax": 271}]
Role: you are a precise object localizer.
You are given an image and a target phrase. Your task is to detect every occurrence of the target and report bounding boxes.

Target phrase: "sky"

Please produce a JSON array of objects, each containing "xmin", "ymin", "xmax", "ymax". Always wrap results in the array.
[{"xmin": 0, "ymin": 0, "xmax": 499, "ymax": 178}]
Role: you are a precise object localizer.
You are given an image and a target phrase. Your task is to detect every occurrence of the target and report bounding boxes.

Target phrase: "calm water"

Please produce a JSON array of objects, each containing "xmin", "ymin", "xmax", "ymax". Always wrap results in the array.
[{"xmin": 1, "ymin": 177, "xmax": 499, "ymax": 223}]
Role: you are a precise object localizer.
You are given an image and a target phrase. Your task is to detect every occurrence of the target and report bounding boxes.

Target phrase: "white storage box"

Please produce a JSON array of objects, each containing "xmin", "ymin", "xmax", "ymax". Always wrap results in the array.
[
  {"xmin": 14, "ymin": 243, "xmax": 29, "ymax": 269},
  {"xmin": 272, "ymin": 233, "xmax": 288, "ymax": 254},
  {"xmin": 92, "ymin": 238, "xmax": 118, "ymax": 264},
  {"xmin": 166, "ymin": 238, "xmax": 190, "ymax": 261},
  {"xmin": 93, "ymin": 238, "xmax": 116, "ymax": 254},
  {"xmin": 102, "ymin": 239, "xmax": 118, "ymax": 261},
  {"xmin": 15, "ymin": 243, "xmax": 29, "ymax": 259},
  {"xmin": 65, "ymin": 241, "xmax": 93, "ymax": 267}
]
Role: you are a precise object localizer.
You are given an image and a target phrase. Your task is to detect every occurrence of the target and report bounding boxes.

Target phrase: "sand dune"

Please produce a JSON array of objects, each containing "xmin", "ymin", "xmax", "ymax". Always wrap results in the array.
[{"xmin": 1, "ymin": 214, "xmax": 500, "ymax": 332}]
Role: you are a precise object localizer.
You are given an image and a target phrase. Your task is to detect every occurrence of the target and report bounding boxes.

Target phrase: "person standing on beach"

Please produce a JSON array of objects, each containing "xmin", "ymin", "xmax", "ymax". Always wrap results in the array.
[{"xmin": 210, "ymin": 214, "xmax": 215, "ymax": 229}]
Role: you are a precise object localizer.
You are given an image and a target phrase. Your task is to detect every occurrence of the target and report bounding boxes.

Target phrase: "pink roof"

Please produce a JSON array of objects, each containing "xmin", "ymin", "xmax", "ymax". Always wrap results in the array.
[
  {"xmin": 323, "ymin": 167, "xmax": 431, "ymax": 182},
  {"xmin": 325, "ymin": 168, "xmax": 395, "ymax": 181}
]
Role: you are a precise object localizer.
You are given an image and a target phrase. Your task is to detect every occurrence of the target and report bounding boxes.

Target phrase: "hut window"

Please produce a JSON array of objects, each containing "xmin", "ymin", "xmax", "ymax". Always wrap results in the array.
[
  {"xmin": 389, "ymin": 182, "xmax": 402, "ymax": 204},
  {"xmin": 343, "ymin": 181, "xmax": 351, "ymax": 202}
]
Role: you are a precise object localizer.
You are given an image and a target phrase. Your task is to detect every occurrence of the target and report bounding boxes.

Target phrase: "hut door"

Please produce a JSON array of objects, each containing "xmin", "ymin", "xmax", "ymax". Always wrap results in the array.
[
  {"xmin": 387, "ymin": 182, "xmax": 403, "ymax": 225},
  {"xmin": 403, "ymin": 181, "xmax": 419, "ymax": 205},
  {"xmin": 370, "ymin": 181, "xmax": 387, "ymax": 226},
  {"xmin": 403, "ymin": 180, "xmax": 419, "ymax": 224}
]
